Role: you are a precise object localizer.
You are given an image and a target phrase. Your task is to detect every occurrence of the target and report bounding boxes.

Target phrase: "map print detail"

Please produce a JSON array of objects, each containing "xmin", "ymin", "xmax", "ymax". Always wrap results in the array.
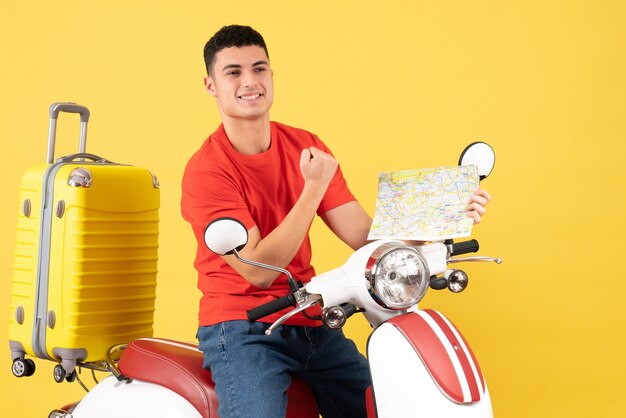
[{"xmin": 368, "ymin": 165, "xmax": 479, "ymax": 241}]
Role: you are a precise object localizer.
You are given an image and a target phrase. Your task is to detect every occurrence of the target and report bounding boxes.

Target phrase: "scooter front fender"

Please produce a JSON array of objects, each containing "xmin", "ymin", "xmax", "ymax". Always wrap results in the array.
[{"xmin": 367, "ymin": 310, "xmax": 493, "ymax": 418}]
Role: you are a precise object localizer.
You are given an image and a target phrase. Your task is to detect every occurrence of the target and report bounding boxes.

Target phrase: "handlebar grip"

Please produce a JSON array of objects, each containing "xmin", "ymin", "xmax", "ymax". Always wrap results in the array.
[
  {"xmin": 451, "ymin": 239, "xmax": 480, "ymax": 256},
  {"xmin": 247, "ymin": 294, "xmax": 296, "ymax": 322}
]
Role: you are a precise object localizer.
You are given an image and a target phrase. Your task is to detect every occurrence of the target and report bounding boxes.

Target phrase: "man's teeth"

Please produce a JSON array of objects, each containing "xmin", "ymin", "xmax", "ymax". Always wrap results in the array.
[{"xmin": 240, "ymin": 94, "xmax": 261, "ymax": 100}]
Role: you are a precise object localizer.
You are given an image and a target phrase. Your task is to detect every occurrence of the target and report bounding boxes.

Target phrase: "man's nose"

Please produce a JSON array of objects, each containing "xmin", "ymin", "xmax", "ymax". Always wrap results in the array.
[{"xmin": 241, "ymin": 71, "xmax": 258, "ymax": 88}]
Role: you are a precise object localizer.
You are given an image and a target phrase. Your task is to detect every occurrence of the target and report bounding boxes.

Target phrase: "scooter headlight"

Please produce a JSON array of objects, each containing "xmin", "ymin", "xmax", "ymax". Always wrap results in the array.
[{"xmin": 366, "ymin": 242, "xmax": 430, "ymax": 310}]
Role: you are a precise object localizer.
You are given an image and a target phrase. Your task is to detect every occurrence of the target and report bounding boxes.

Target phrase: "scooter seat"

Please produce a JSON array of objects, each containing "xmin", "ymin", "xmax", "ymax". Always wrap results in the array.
[
  {"xmin": 119, "ymin": 338, "xmax": 218, "ymax": 417},
  {"xmin": 118, "ymin": 337, "xmax": 318, "ymax": 418}
]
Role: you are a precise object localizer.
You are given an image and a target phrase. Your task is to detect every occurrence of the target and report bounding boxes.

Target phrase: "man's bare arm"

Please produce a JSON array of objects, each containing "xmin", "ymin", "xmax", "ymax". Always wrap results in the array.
[
  {"xmin": 321, "ymin": 201, "xmax": 373, "ymax": 250},
  {"xmin": 220, "ymin": 147, "xmax": 338, "ymax": 289}
]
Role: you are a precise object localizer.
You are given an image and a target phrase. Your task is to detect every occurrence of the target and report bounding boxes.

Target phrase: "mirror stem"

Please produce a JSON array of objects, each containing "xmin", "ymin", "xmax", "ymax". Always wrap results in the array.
[{"xmin": 232, "ymin": 249, "xmax": 301, "ymax": 292}]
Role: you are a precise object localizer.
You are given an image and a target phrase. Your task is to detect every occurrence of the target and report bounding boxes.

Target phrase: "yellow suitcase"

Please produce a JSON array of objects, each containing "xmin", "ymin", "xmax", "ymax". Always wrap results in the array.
[{"xmin": 8, "ymin": 103, "xmax": 160, "ymax": 382}]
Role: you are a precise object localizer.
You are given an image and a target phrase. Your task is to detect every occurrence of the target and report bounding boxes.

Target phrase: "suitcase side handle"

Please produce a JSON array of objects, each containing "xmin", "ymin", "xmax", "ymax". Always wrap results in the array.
[
  {"xmin": 47, "ymin": 102, "xmax": 91, "ymax": 164},
  {"xmin": 56, "ymin": 153, "xmax": 113, "ymax": 164}
]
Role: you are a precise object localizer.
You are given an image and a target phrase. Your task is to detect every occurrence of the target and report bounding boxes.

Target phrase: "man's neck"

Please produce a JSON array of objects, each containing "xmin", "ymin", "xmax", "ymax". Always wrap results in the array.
[{"xmin": 222, "ymin": 115, "xmax": 271, "ymax": 155}]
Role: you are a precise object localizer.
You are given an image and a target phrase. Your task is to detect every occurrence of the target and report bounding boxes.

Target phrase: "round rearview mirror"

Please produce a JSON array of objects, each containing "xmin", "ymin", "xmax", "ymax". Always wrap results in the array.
[
  {"xmin": 203, "ymin": 218, "xmax": 248, "ymax": 255},
  {"xmin": 458, "ymin": 142, "xmax": 495, "ymax": 180}
]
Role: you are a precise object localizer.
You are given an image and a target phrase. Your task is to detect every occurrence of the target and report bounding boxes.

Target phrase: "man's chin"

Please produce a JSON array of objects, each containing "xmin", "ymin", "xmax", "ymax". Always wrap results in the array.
[{"xmin": 228, "ymin": 111, "xmax": 271, "ymax": 121}]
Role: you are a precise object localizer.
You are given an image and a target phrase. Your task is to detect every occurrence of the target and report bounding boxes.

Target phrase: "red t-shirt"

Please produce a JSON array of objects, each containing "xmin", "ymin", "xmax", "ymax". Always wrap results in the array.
[{"xmin": 181, "ymin": 121, "xmax": 355, "ymax": 326}]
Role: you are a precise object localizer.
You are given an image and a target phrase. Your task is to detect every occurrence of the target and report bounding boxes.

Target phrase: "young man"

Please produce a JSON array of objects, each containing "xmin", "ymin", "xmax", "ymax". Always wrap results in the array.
[{"xmin": 181, "ymin": 25, "xmax": 490, "ymax": 418}]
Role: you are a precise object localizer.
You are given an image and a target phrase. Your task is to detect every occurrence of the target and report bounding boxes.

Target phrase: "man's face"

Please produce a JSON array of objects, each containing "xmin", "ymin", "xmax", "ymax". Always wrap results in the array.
[{"xmin": 204, "ymin": 45, "xmax": 274, "ymax": 121}]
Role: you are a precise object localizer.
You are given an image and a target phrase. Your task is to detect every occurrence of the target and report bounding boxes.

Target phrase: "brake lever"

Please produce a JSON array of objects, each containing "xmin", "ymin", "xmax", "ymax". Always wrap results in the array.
[
  {"xmin": 265, "ymin": 295, "xmax": 321, "ymax": 335},
  {"xmin": 448, "ymin": 256, "xmax": 502, "ymax": 264}
]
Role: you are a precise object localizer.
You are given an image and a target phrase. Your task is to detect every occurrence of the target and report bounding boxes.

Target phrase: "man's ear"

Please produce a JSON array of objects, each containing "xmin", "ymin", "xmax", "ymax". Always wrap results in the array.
[{"xmin": 204, "ymin": 76, "xmax": 217, "ymax": 96}]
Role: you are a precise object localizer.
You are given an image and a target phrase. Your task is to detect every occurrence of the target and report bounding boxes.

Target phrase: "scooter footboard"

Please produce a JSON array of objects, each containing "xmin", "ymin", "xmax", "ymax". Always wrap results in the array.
[{"xmin": 366, "ymin": 309, "xmax": 492, "ymax": 418}]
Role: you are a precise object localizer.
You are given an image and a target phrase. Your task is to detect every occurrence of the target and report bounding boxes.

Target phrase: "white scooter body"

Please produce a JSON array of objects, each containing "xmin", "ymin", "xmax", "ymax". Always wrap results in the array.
[
  {"xmin": 64, "ymin": 240, "xmax": 492, "ymax": 418},
  {"xmin": 60, "ymin": 240, "xmax": 494, "ymax": 418}
]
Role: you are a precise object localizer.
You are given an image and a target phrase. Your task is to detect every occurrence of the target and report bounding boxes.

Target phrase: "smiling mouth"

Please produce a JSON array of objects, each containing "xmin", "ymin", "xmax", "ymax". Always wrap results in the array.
[{"xmin": 238, "ymin": 93, "xmax": 263, "ymax": 100}]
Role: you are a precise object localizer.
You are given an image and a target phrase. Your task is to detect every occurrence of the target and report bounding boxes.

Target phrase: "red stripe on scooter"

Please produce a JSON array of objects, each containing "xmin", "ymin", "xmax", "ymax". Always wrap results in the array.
[
  {"xmin": 389, "ymin": 313, "xmax": 465, "ymax": 403},
  {"xmin": 424, "ymin": 310, "xmax": 482, "ymax": 401},
  {"xmin": 454, "ymin": 324, "xmax": 486, "ymax": 392}
]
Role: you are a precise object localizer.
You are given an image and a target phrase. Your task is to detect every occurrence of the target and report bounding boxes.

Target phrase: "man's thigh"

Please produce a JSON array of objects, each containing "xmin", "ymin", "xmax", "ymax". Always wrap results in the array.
[{"xmin": 198, "ymin": 321, "xmax": 293, "ymax": 418}]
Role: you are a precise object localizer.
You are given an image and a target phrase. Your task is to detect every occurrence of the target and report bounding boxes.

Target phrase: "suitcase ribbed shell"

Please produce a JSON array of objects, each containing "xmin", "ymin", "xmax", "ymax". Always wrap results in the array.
[{"xmin": 9, "ymin": 161, "xmax": 159, "ymax": 368}]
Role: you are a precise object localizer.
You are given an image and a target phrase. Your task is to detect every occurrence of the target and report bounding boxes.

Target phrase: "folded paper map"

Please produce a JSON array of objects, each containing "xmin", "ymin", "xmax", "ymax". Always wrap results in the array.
[{"xmin": 368, "ymin": 165, "xmax": 479, "ymax": 241}]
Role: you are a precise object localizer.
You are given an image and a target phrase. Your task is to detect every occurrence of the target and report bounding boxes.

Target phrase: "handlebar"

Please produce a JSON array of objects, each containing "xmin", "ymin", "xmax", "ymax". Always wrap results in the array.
[
  {"xmin": 450, "ymin": 239, "xmax": 479, "ymax": 256},
  {"xmin": 247, "ymin": 294, "xmax": 297, "ymax": 321}
]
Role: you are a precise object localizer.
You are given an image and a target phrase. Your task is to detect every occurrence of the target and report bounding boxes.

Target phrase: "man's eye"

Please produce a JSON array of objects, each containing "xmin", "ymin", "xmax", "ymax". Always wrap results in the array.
[
  {"xmin": 227, "ymin": 71, "xmax": 240, "ymax": 76},
  {"xmin": 254, "ymin": 67, "xmax": 267, "ymax": 72}
]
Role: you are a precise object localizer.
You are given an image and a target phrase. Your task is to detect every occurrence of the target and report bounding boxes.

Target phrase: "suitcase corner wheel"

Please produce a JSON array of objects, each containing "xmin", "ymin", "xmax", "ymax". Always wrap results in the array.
[
  {"xmin": 53, "ymin": 364, "xmax": 78, "ymax": 383},
  {"xmin": 12, "ymin": 357, "xmax": 36, "ymax": 377},
  {"xmin": 10, "ymin": 341, "xmax": 35, "ymax": 377}
]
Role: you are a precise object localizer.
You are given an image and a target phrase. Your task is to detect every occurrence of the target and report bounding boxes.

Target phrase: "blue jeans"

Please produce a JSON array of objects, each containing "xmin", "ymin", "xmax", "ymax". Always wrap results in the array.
[{"xmin": 198, "ymin": 321, "xmax": 371, "ymax": 418}]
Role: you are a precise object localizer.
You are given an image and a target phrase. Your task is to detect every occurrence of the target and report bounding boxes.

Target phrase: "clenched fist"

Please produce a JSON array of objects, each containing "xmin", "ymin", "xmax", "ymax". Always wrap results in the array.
[{"xmin": 300, "ymin": 147, "xmax": 338, "ymax": 193}]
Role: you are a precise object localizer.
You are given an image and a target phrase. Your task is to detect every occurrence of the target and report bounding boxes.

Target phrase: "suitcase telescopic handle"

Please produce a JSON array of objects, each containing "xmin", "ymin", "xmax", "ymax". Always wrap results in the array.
[{"xmin": 47, "ymin": 102, "xmax": 91, "ymax": 164}]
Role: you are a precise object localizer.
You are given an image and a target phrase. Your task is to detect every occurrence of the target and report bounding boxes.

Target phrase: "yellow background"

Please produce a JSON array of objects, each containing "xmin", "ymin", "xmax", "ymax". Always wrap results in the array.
[{"xmin": 1, "ymin": 1, "xmax": 625, "ymax": 416}]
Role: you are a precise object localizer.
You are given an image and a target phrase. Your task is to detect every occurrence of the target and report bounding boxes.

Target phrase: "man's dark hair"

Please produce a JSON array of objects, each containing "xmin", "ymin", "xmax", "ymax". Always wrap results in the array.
[{"xmin": 204, "ymin": 25, "xmax": 269, "ymax": 76}]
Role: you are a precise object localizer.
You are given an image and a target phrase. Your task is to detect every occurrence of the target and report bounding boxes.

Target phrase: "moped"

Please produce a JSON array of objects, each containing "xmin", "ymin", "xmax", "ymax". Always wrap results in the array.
[{"xmin": 48, "ymin": 142, "xmax": 500, "ymax": 418}]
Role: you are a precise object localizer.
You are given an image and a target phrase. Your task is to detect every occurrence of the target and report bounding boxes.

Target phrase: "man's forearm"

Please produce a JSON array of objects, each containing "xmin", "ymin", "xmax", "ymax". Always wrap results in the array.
[{"xmin": 230, "ymin": 182, "xmax": 325, "ymax": 288}]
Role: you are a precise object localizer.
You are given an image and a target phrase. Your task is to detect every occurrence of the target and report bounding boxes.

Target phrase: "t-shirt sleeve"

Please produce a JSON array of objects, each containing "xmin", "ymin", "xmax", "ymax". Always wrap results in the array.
[
  {"xmin": 181, "ymin": 153, "xmax": 256, "ymax": 234},
  {"xmin": 313, "ymin": 136, "xmax": 357, "ymax": 215}
]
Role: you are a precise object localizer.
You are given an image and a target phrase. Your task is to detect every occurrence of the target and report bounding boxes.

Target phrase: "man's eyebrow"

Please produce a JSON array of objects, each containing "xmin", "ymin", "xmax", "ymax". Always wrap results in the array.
[
  {"xmin": 222, "ymin": 64, "xmax": 242, "ymax": 72},
  {"xmin": 221, "ymin": 61, "xmax": 268, "ymax": 72}
]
